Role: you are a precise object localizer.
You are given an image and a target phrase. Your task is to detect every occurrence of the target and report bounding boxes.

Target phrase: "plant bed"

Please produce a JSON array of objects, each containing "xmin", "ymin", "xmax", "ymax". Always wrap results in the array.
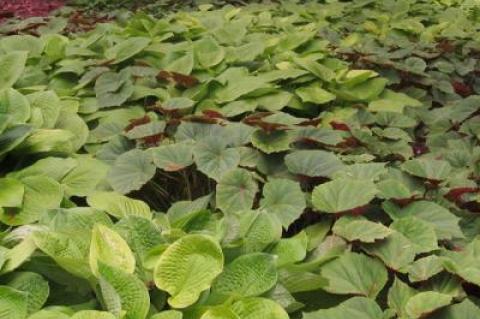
[{"xmin": 0, "ymin": 1, "xmax": 479, "ymax": 318}]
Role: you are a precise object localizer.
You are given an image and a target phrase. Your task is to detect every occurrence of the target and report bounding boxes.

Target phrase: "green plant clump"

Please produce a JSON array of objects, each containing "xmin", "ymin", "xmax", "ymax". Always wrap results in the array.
[{"xmin": 0, "ymin": 0, "xmax": 480, "ymax": 318}]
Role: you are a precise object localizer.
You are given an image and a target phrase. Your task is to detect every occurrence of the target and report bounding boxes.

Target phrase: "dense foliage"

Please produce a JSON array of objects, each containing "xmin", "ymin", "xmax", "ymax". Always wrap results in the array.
[{"xmin": 0, "ymin": 0, "xmax": 480, "ymax": 318}]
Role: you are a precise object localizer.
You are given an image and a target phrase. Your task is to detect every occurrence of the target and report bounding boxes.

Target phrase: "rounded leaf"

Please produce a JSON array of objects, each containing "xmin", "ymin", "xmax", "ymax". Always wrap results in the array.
[
  {"xmin": 312, "ymin": 178, "xmax": 378, "ymax": 213},
  {"xmin": 154, "ymin": 234, "xmax": 224, "ymax": 308},
  {"xmin": 89, "ymin": 224, "xmax": 136, "ymax": 276}
]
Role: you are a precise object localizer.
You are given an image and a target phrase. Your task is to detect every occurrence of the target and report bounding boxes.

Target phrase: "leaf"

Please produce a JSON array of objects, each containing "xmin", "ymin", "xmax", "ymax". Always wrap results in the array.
[
  {"xmin": 284, "ymin": 150, "xmax": 344, "ymax": 178},
  {"xmin": 0, "ymin": 286, "xmax": 27, "ymax": 319},
  {"xmin": 260, "ymin": 178, "xmax": 306, "ymax": 228},
  {"xmin": 0, "ymin": 125, "xmax": 33, "ymax": 156},
  {"xmin": 98, "ymin": 263, "xmax": 150, "ymax": 319},
  {"xmin": 0, "ymin": 178, "xmax": 24, "ymax": 208},
  {"xmin": 0, "ymin": 51, "xmax": 28, "ymax": 90},
  {"xmin": 270, "ymin": 232, "xmax": 308, "ymax": 267},
  {"xmin": 321, "ymin": 252, "xmax": 387, "ymax": 298},
  {"xmin": 303, "ymin": 297, "xmax": 383, "ymax": 319},
  {"xmin": 312, "ymin": 178, "xmax": 378, "ymax": 213},
  {"xmin": 216, "ymin": 168, "xmax": 258, "ymax": 213},
  {"xmin": 212, "ymin": 253, "xmax": 277, "ymax": 300},
  {"xmin": 293, "ymin": 57, "xmax": 336, "ymax": 82},
  {"xmin": 107, "ymin": 149, "xmax": 156, "ymax": 194},
  {"xmin": 154, "ymin": 234, "xmax": 224, "ymax": 308},
  {"xmin": 401, "ymin": 159, "xmax": 452, "ymax": 181},
  {"xmin": 28, "ymin": 91, "xmax": 61, "ymax": 129},
  {"xmin": 0, "ymin": 176, "xmax": 63, "ymax": 226},
  {"xmin": 362, "ymin": 231, "xmax": 416, "ymax": 272},
  {"xmin": 388, "ymin": 277, "xmax": 417, "ymax": 318},
  {"xmin": 162, "ymin": 97, "xmax": 195, "ymax": 113},
  {"xmin": 151, "ymin": 311, "xmax": 183, "ymax": 319},
  {"xmin": 71, "ymin": 311, "xmax": 117, "ymax": 319},
  {"xmin": 201, "ymin": 307, "xmax": 238, "ymax": 319},
  {"xmin": 105, "ymin": 37, "xmax": 151, "ymax": 64},
  {"xmin": 251, "ymin": 130, "xmax": 292, "ymax": 154},
  {"xmin": 230, "ymin": 298, "xmax": 288, "ymax": 319},
  {"xmin": 0, "ymin": 89, "xmax": 30, "ymax": 125},
  {"xmin": 408, "ymin": 255, "xmax": 444, "ymax": 283},
  {"xmin": 333, "ymin": 78, "xmax": 388, "ymax": 101},
  {"xmin": 95, "ymin": 69, "xmax": 134, "ymax": 108},
  {"xmin": 296, "ymin": 83, "xmax": 336, "ymax": 104},
  {"xmin": 405, "ymin": 292, "xmax": 452, "ymax": 319},
  {"xmin": 194, "ymin": 36, "xmax": 225, "ymax": 68},
  {"xmin": 214, "ymin": 75, "xmax": 271, "ymax": 104},
  {"xmin": 390, "ymin": 217, "xmax": 438, "ymax": 254},
  {"xmin": 87, "ymin": 191, "xmax": 151, "ymax": 219},
  {"xmin": 61, "ymin": 157, "xmax": 108, "ymax": 197},
  {"xmin": 436, "ymin": 299, "xmax": 480, "ymax": 319},
  {"xmin": 383, "ymin": 201, "xmax": 463, "ymax": 240},
  {"xmin": 6, "ymin": 272, "xmax": 49, "ymax": 315},
  {"xmin": 89, "ymin": 224, "xmax": 136, "ymax": 277},
  {"xmin": 194, "ymin": 137, "xmax": 240, "ymax": 181},
  {"xmin": 332, "ymin": 216, "xmax": 392, "ymax": 243}
]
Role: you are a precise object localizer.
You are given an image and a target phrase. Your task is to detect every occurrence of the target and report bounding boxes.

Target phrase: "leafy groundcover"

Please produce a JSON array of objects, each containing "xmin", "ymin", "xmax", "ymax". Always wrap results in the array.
[{"xmin": 0, "ymin": 0, "xmax": 480, "ymax": 318}]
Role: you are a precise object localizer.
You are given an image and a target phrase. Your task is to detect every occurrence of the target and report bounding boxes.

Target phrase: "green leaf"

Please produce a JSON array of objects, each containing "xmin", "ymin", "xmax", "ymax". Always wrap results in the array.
[
  {"xmin": 388, "ymin": 277, "xmax": 417, "ymax": 318},
  {"xmin": 87, "ymin": 191, "xmax": 151, "ymax": 219},
  {"xmin": 98, "ymin": 262, "xmax": 150, "ymax": 319},
  {"xmin": 162, "ymin": 97, "xmax": 195, "ymax": 113},
  {"xmin": 33, "ymin": 230, "xmax": 91, "ymax": 279},
  {"xmin": 0, "ymin": 178, "xmax": 24, "ymax": 208},
  {"xmin": 71, "ymin": 311, "xmax": 117, "ymax": 319},
  {"xmin": 89, "ymin": 224, "xmax": 136, "ymax": 277},
  {"xmin": 105, "ymin": 37, "xmax": 150, "ymax": 64},
  {"xmin": 1, "ymin": 35, "xmax": 44, "ymax": 57},
  {"xmin": 61, "ymin": 157, "xmax": 108, "ymax": 197},
  {"xmin": 270, "ymin": 232, "xmax": 308, "ymax": 267},
  {"xmin": 154, "ymin": 234, "xmax": 223, "ymax": 308},
  {"xmin": 194, "ymin": 36, "xmax": 225, "ymax": 68},
  {"xmin": 312, "ymin": 178, "xmax": 378, "ymax": 213},
  {"xmin": 201, "ymin": 307, "xmax": 238, "ymax": 319},
  {"xmin": 332, "ymin": 216, "xmax": 392, "ymax": 243},
  {"xmin": 436, "ymin": 299, "xmax": 480, "ymax": 319},
  {"xmin": 384, "ymin": 201, "xmax": 463, "ymax": 240},
  {"xmin": 405, "ymin": 292, "xmax": 452, "ymax": 319},
  {"xmin": 296, "ymin": 83, "xmax": 336, "ymax": 104},
  {"xmin": 151, "ymin": 311, "xmax": 183, "ymax": 319},
  {"xmin": 0, "ymin": 286, "xmax": 27, "ymax": 319},
  {"xmin": 230, "ymin": 298, "xmax": 288, "ymax": 319},
  {"xmin": 212, "ymin": 253, "xmax": 277, "ymax": 299},
  {"xmin": 333, "ymin": 78, "xmax": 388, "ymax": 101},
  {"xmin": 321, "ymin": 252, "xmax": 387, "ymax": 298},
  {"xmin": 251, "ymin": 130, "xmax": 292, "ymax": 154},
  {"xmin": 194, "ymin": 137, "xmax": 240, "ymax": 181},
  {"xmin": 95, "ymin": 69, "xmax": 134, "ymax": 108},
  {"xmin": 0, "ymin": 176, "xmax": 63, "ymax": 226},
  {"xmin": 401, "ymin": 159, "xmax": 452, "ymax": 181},
  {"xmin": 408, "ymin": 255, "xmax": 443, "ymax": 283},
  {"xmin": 303, "ymin": 297, "xmax": 383, "ymax": 319},
  {"xmin": 107, "ymin": 149, "xmax": 156, "ymax": 194},
  {"xmin": 260, "ymin": 178, "xmax": 305, "ymax": 228},
  {"xmin": 390, "ymin": 217, "xmax": 438, "ymax": 254},
  {"xmin": 216, "ymin": 168, "xmax": 258, "ymax": 213},
  {"xmin": 285, "ymin": 150, "xmax": 344, "ymax": 178},
  {"xmin": 28, "ymin": 91, "xmax": 60, "ymax": 129},
  {"xmin": 293, "ymin": 57, "xmax": 336, "ymax": 82},
  {"xmin": 0, "ymin": 89, "xmax": 30, "ymax": 125},
  {"xmin": 362, "ymin": 231, "xmax": 416, "ymax": 271},
  {"xmin": 6, "ymin": 272, "xmax": 49, "ymax": 315},
  {"xmin": 0, "ymin": 51, "xmax": 28, "ymax": 90},
  {"xmin": 0, "ymin": 125, "xmax": 33, "ymax": 156}
]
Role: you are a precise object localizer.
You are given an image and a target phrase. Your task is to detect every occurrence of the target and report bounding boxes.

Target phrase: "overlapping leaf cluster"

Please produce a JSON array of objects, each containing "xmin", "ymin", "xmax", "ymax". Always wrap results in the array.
[{"xmin": 0, "ymin": 0, "xmax": 480, "ymax": 318}]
